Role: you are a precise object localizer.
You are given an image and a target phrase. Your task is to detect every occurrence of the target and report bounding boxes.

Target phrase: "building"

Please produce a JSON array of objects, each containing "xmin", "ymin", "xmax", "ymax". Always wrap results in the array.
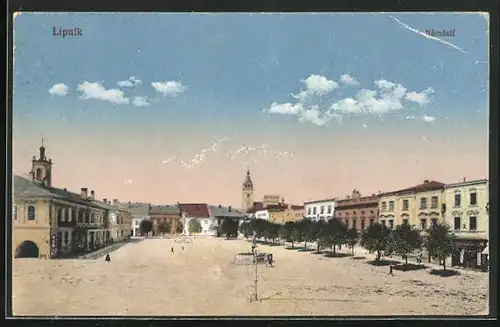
[
  {"xmin": 304, "ymin": 198, "xmax": 336, "ymax": 222},
  {"xmin": 378, "ymin": 180, "xmax": 445, "ymax": 230},
  {"xmin": 178, "ymin": 203, "xmax": 213, "ymax": 236},
  {"xmin": 335, "ymin": 190, "xmax": 379, "ymax": 231},
  {"xmin": 209, "ymin": 205, "xmax": 246, "ymax": 236},
  {"xmin": 126, "ymin": 203, "xmax": 151, "ymax": 237},
  {"xmin": 241, "ymin": 170, "xmax": 254, "ymax": 213},
  {"xmin": 254, "ymin": 208, "xmax": 270, "ymax": 220},
  {"xmin": 268, "ymin": 203, "xmax": 305, "ymax": 224},
  {"xmin": 99, "ymin": 198, "xmax": 134, "ymax": 241},
  {"xmin": 263, "ymin": 194, "xmax": 281, "ymax": 206},
  {"xmin": 149, "ymin": 204, "xmax": 183, "ymax": 235},
  {"xmin": 443, "ymin": 179, "xmax": 489, "ymax": 269},
  {"xmin": 13, "ymin": 141, "xmax": 108, "ymax": 259}
]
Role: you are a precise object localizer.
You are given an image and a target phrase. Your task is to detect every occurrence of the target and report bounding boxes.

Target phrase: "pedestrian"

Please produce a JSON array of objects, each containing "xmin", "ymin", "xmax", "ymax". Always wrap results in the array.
[
  {"xmin": 182, "ymin": 246, "xmax": 184, "ymax": 251},
  {"xmin": 105, "ymin": 252, "xmax": 111, "ymax": 263},
  {"xmin": 388, "ymin": 264, "xmax": 394, "ymax": 276},
  {"xmin": 267, "ymin": 254, "xmax": 274, "ymax": 267},
  {"xmin": 171, "ymin": 246, "xmax": 174, "ymax": 254}
]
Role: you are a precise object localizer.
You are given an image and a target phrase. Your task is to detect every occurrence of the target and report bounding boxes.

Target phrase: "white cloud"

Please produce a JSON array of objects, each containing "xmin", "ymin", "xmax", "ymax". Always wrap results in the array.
[
  {"xmin": 340, "ymin": 74, "xmax": 359, "ymax": 86},
  {"xmin": 405, "ymin": 87, "xmax": 435, "ymax": 105},
  {"xmin": 133, "ymin": 96, "xmax": 151, "ymax": 107},
  {"xmin": 405, "ymin": 115, "xmax": 416, "ymax": 120},
  {"xmin": 151, "ymin": 80, "xmax": 186, "ymax": 97},
  {"xmin": 117, "ymin": 76, "xmax": 142, "ymax": 88},
  {"xmin": 77, "ymin": 81, "xmax": 129, "ymax": 105},
  {"xmin": 422, "ymin": 115, "xmax": 436, "ymax": 123},
  {"xmin": 49, "ymin": 83, "xmax": 69, "ymax": 96},
  {"xmin": 266, "ymin": 102, "xmax": 305, "ymax": 115},
  {"xmin": 298, "ymin": 106, "xmax": 329, "ymax": 126},
  {"xmin": 292, "ymin": 74, "xmax": 339, "ymax": 101}
]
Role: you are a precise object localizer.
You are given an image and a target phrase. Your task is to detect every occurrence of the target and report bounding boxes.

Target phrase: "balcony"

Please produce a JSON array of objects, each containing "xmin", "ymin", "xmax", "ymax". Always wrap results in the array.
[{"xmin": 57, "ymin": 219, "xmax": 76, "ymax": 228}]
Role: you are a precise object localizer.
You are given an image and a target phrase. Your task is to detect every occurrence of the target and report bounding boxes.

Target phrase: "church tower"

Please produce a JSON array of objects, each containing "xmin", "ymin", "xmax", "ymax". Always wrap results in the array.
[
  {"xmin": 30, "ymin": 137, "xmax": 53, "ymax": 187},
  {"xmin": 241, "ymin": 169, "xmax": 254, "ymax": 213}
]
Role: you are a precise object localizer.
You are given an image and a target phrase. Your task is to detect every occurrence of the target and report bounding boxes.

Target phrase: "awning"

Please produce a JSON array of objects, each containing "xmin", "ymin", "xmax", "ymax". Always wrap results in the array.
[{"xmin": 482, "ymin": 245, "xmax": 489, "ymax": 255}]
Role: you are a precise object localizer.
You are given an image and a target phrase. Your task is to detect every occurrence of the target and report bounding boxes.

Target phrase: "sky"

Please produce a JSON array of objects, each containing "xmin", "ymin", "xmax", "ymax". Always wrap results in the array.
[{"xmin": 12, "ymin": 12, "xmax": 489, "ymax": 208}]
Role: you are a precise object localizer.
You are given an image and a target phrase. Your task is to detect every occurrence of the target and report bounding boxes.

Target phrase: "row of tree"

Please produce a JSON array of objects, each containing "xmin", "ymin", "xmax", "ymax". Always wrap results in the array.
[{"xmin": 238, "ymin": 218, "xmax": 456, "ymax": 270}]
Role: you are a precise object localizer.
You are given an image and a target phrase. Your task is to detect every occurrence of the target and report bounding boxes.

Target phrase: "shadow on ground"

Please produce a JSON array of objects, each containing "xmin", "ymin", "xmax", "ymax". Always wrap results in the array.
[
  {"xmin": 297, "ymin": 248, "xmax": 316, "ymax": 252},
  {"xmin": 393, "ymin": 263, "xmax": 428, "ymax": 271},
  {"xmin": 429, "ymin": 269, "xmax": 461, "ymax": 277},
  {"xmin": 366, "ymin": 259, "xmax": 400, "ymax": 266},
  {"xmin": 351, "ymin": 256, "xmax": 367, "ymax": 260},
  {"xmin": 323, "ymin": 252, "xmax": 352, "ymax": 258}
]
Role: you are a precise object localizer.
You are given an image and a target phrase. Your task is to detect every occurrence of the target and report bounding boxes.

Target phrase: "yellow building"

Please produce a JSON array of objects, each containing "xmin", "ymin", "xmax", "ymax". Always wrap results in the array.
[
  {"xmin": 268, "ymin": 204, "xmax": 304, "ymax": 224},
  {"xmin": 13, "ymin": 142, "xmax": 110, "ymax": 259},
  {"xmin": 379, "ymin": 180, "xmax": 445, "ymax": 230},
  {"xmin": 443, "ymin": 179, "xmax": 488, "ymax": 269}
]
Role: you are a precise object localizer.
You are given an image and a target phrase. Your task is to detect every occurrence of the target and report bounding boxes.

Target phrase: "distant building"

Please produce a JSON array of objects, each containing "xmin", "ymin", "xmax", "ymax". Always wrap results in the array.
[
  {"xmin": 149, "ymin": 204, "xmax": 182, "ymax": 235},
  {"xmin": 254, "ymin": 208, "xmax": 270, "ymax": 220},
  {"xmin": 304, "ymin": 198, "xmax": 336, "ymax": 222},
  {"xmin": 335, "ymin": 190, "xmax": 378, "ymax": 231},
  {"xmin": 241, "ymin": 170, "xmax": 254, "ymax": 213},
  {"xmin": 268, "ymin": 203, "xmax": 304, "ymax": 224},
  {"xmin": 126, "ymin": 203, "xmax": 150, "ymax": 237},
  {"xmin": 178, "ymin": 203, "xmax": 213, "ymax": 236},
  {"xmin": 262, "ymin": 194, "xmax": 281, "ymax": 206},
  {"xmin": 209, "ymin": 205, "xmax": 246, "ymax": 236}
]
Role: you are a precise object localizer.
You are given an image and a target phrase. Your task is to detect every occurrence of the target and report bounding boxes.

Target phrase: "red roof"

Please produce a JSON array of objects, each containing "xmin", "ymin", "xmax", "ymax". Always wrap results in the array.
[
  {"xmin": 178, "ymin": 203, "xmax": 210, "ymax": 218},
  {"xmin": 382, "ymin": 180, "xmax": 445, "ymax": 196},
  {"xmin": 246, "ymin": 202, "xmax": 265, "ymax": 214}
]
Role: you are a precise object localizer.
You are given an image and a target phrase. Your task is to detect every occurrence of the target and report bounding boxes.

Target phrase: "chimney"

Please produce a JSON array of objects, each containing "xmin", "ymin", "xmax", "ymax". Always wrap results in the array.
[
  {"xmin": 113, "ymin": 199, "xmax": 118, "ymax": 206},
  {"xmin": 128, "ymin": 201, "xmax": 131, "ymax": 205},
  {"xmin": 80, "ymin": 188, "xmax": 88, "ymax": 200},
  {"xmin": 90, "ymin": 190, "xmax": 95, "ymax": 200},
  {"xmin": 64, "ymin": 188, "xmax": 67, "ymax": 192},
  {"xmin": 103, "ymin": 198, "xmax": 107, "ymax": 204},
  {"xmin": 463, "ymin": 177, "xmax": 466, "ymax": 182},
  {"xmin": 218, "ymin": 204, "xmax": 222, "ymax": 208},
  {"xmin": 228, "ymin": 205, "xmax": 232, "ymax": 212},
  {"xmin": 424, "ymin": 180, "xmax": 430, "ymax": 184},
  {"xmin": 108, "ymin": 200, "xmax": 111, "ymax": 205}
]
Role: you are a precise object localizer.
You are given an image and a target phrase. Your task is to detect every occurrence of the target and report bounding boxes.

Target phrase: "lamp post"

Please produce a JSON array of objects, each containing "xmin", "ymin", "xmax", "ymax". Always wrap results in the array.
[{"xmin": 252, "ymin": 247, "xmax": 259, "ymax": 302}]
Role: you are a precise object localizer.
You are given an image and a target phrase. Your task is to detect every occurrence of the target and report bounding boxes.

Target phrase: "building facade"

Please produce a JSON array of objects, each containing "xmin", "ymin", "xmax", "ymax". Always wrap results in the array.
[
  {"xmin": 13, "ymin": 142, "xmax": 109, "ymax": 259},
  {"xmin": 254, "ymin": 209, "xmax": 270, "ymax": 220},
  {"xmin": 126, "ymin": 203, "xmax": 151, "ymax": 237},
  {"xmin": 443, "ymin": 179, "xmax": 489, "ymax": 269},
  {"xmin": 178, "ymin": 203, "xmax": 214, "ymax": 236},
  {"xmin": 149, "ymin": 204, "xmax": 183, "ymax": 235},
  {"xmin": 241, "ymin": 170, "xmax": 254, "ymax": 213},
  {"xmin": 209, "ymin": 205, "xmax": 246, "ymax": 236},
  {"xmin": 304, "ymin": 198, "xmax": 336, "ymax": 221},
  {"xmin": 268, "ymin": 204, "xmax": 305, "ymax": 224},
  {"xmin": 335, "ymin": 190, "xmax": 378, "ymax": 231}
]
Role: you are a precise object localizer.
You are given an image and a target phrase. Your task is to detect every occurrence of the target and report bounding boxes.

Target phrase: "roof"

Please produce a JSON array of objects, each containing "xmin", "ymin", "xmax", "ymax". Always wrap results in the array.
[
  {"xmin": 178, "ymin": 203, "xmax": 210, "ymax": 218},
  {"xmin": 304, "ymin": 198, "xmax": 337, "ymax": 205},
  {"xmin": 208, "ymin": 205, "xmax": 245, "ymax": 218},
  {"xmin": 124, "ymin": 203, "xmax": 150, "ymax": 216},
  {"xmin": 242, "ymin": 170, "xmax": 253, "ymax": 189},
  {"xmin": 381, "ymin": 180, "xmax": 445, "ymax": 196},
  {"xmin": 149, "ymin": 205, "xmax": 180, "ymax": 215},
  {"xmin": 445, "ymin": 179, "xmax": 488, "ymax": 189},
  {"xmin": 14, "ymin": 175, "xmax": 107, "ymax": 209},
  {"xmin": 246, "ymin": 202, "xmax": 265, "ymax": 214},
  {"xmin": 336, "ymin": 196, "xmax": 379, "ymax": 208}
]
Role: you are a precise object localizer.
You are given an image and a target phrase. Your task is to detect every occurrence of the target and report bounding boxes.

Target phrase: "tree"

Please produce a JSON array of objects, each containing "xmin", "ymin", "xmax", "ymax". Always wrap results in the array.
[
  {"xmin": 279, "ymin": 222, "xmax": 293, "ymax": 245},
  {"xmin": 139, "ymin": 219, "xmax": 153, "ymax": 236},
  {"xmin": 188, "ymin": 219, "xmax": 202, "ymax": 235},
  {"xmin": 388, "ymin": 223, "xmax": 423, "ymax": 264},
  {"xmin": 253, "ymin": 219, "xmax": 267, "ymax": 240},
  {"xmin": 156, "ymin": 221, "xmax": 172, "ymax": 236},
  {"xmin": 221, "ymin": 218, "xmax": 239, "ymax": 239},
  {"xmin": 298, "ymin": 219, "xmax": 314, "ymax": 250},
  {"xmin": 360, "ymin": 222, "xmax": 391, "ymax": 260},
  {"xmin": 426, "ymin": 223, "xmax": 456, "ymax": 270},
  {"xmin": 309, "ymin": 220, "xmax": 327, "ymax": 253},
  {"xmin": 347, "ymin": 227, "xmax": 359, "ymax": 256},
  {"xmin": 239, "ymin": 221, "xmax": 252, "ymax": 239},
  {"xmin": 320, "ymin": 218, "xmax": 348, "ymax": 256},
  {"xmin": 175, "ymin": 220, "xmax": 184, "ymax": 234}
]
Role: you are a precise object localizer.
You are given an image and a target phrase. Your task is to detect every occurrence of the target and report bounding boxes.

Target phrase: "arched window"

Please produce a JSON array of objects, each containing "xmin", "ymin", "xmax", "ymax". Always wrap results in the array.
[
  {"xmin": 27, "ymin": 205, "xmax": 36, "ymax": 220},
  {"xmin": 36, "ymin": 168, "xmax": 42, "ymax": 179}
]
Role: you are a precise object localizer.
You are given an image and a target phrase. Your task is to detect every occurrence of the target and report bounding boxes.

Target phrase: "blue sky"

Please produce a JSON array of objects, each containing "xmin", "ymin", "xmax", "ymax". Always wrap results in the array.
[{"xmin": 12, "ymin": 12, "xmax": 490, "ymax": 205}]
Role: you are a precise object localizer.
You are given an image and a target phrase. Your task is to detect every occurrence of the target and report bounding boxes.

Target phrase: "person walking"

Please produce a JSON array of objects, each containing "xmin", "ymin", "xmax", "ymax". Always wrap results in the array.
[
  {"xmin": 105, "ymin": 252, "xmax": 111, "ymax": 263},
  {"xmin": 388, "ymin": 264, "xmax": 394, "ymax": 276},
  {"xmin": 171, "ymin": 246, "xmax": 174, "ymax": 254}
]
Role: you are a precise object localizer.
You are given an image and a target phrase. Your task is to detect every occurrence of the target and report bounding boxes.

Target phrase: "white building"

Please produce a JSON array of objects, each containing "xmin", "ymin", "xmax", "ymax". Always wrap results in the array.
[
  {"xmin": 304, "ymin": 198, "xmax": 336, "ymax": 222},
  {"xmin": 126, "ymin": 203, "xmax": 150, "ymax": 237},
  {"xmin": 179, "ymin": 203, "xmax": 215, "ymax": 236},
  {"xmin": 254, "ymin": 209, "xmax": 270, "ymax": 220}
]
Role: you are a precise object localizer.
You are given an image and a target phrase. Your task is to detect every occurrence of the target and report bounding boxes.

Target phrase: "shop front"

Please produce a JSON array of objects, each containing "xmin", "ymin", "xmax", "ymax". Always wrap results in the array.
[{"xmin": 451, "ymin": 237, "xmax": 488, "ymax": 271}]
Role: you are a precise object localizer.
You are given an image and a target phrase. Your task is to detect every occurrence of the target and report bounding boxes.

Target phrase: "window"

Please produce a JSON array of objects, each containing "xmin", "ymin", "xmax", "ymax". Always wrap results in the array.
[
  {"xmin": 454, "ymin": 217, "xmax": 461, "ymax": 230},
  {"xmin": 327, "ymin": 205, "xmax": 332, "ymax": 214},
  {"xmin": 64, "ymin": 231, "xmax": 69, "ymax": 244},
  {"xmin": 431, "ymin": 218, "xmax": 438, "ymax": 227},
  {"xmin": 470, "ymin": 192, "xmax": 477, "ymax": 206},
  {"xmin": 402, "ymin": 199, "xmax": 409, "ymax": 211},
  {"xmin": 36, "ymin": 168, "xmax": 42, "ymax": 179},
  {"xmin": 389, "ymin": 220, "xmax": 394, "ymax": 229},
  {"xmin": 307, "ymin": 208, "xmax": 311, "ymax": 215},
  {"xmin": 320, "ymin": 206, "xmax": 324, "ymax": 214},
  {"xmin": 91, "ymin": 213, "xmax": 95, "ymax": 223},
  {"xmin": 135, "ymin": 220, "xmax": 139, "ymax": 226},
  {"xmin": 204, "ymin": 220, "xmax": 208, "ymax": 225},
  {"xmin": 403, "ymin": 219, "xmax": 408, "ymax": 225},
  {"xmin": 361, "ymin": 220, "xmax": 365, "ymax": 230},
  {"xmin": 431, "ymin": 196, "xmax": 438, "ymax": 209},
  {"xmin": 77, "ymin": 210, "xmax": 83, "ymax": 223},
  {"xmin": 369, "ymin": 218, "xmax": 374, "ymax": 226},
  {"xmin": 27, "ymin": 205, "xmax": 36, "ymax": 220},
  {"xmin": 57, "ymin": 208, "xmax": 62, "ymax": 222},
  {"xmin": 469, "ymin": 217, "xmax": 477, "ymax": 231},
  {"xmin": 454, "ymin": 193, "xmax": 461, "ymax": 207},
  {"xmin": 420, "ymin": 198, "xmax": 427, "ymax": 209},
  {"xmin": 313, "ymin": 207, "xmax": 317, "ymax": 215},
  {"xmin": 420, "ymin": 219, "xmax": 427, "ymax": 230},
  {"xmin": 389, "ymin": 201, "xmax": 394, "ymax": 212},
  {"xmin": 381, "ymin": 220, "xmax": 386, "ymax": 227},
  {"xmin": 381, "ymin": 202, "xmax": 387, "ymax": 212}
]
